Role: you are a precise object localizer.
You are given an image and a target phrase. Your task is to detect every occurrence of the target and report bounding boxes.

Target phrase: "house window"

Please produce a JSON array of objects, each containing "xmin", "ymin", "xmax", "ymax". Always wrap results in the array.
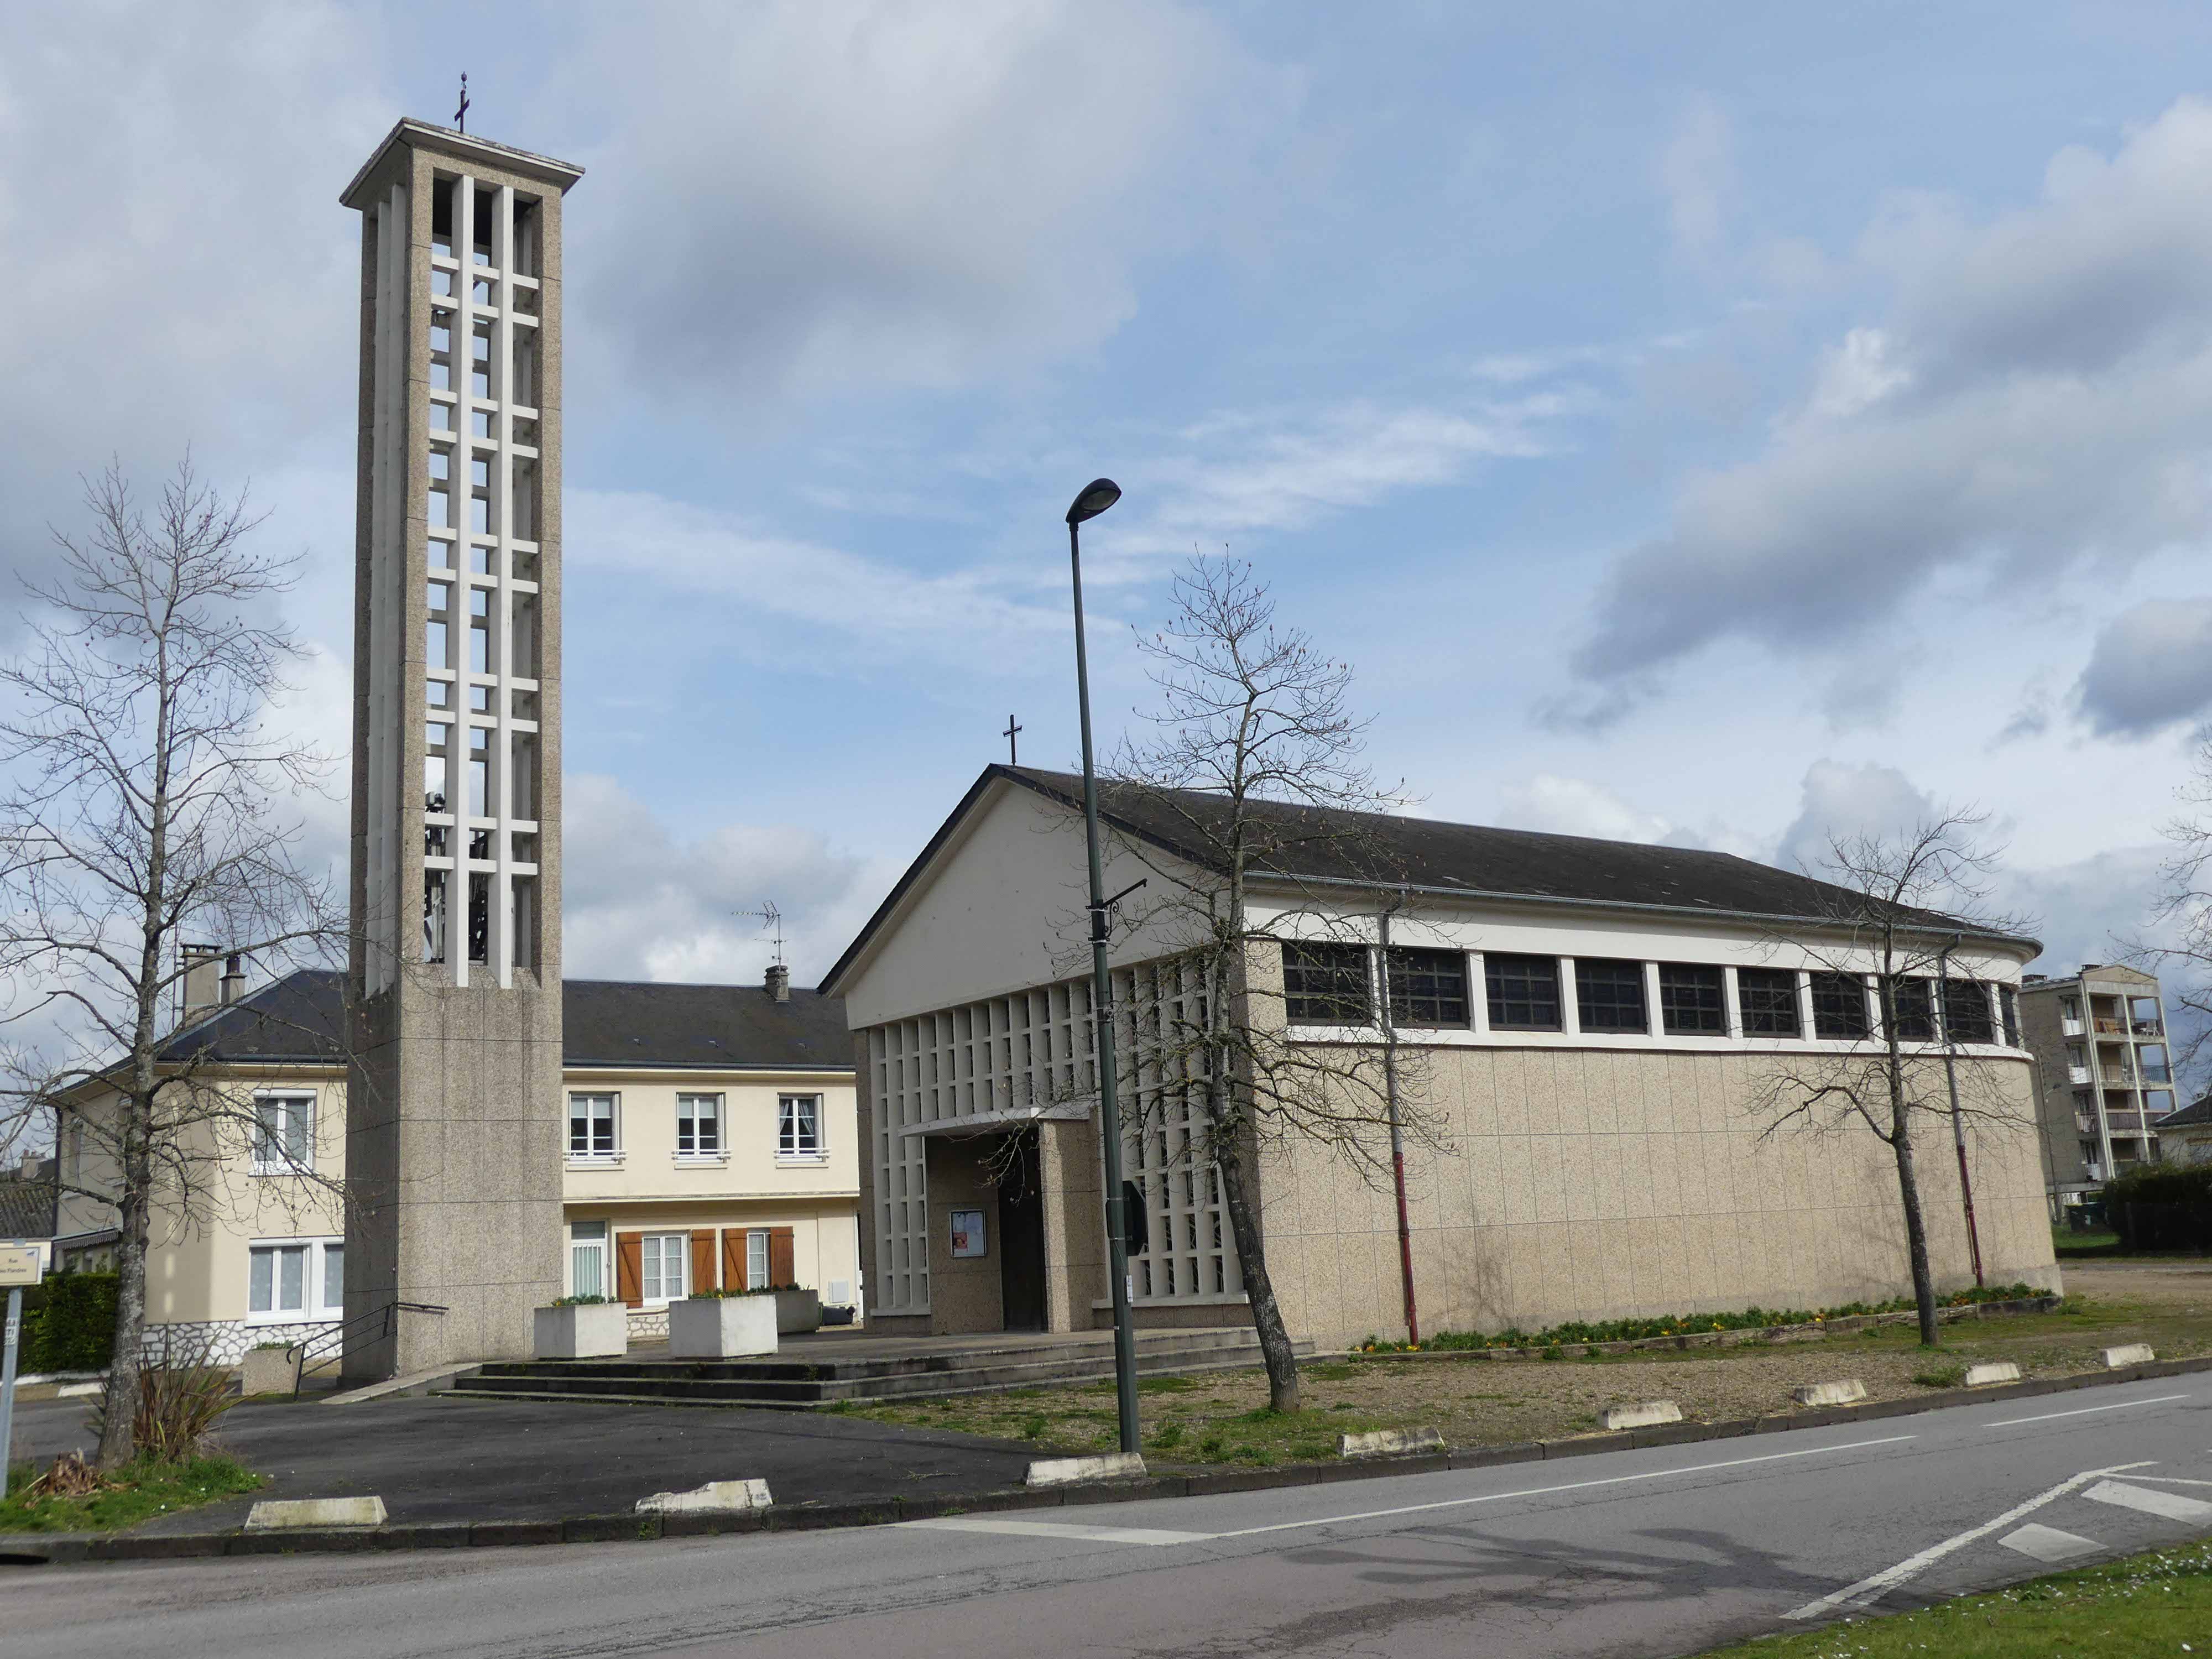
[
  {"xmin": 779, "ymin": 1094, "xmax": 824, "ymax": 1159},
  {"xmin": 1485, "ymin": 954, "xmax": 1562, "ymax": 1031},
  {"xmin": 2149, "ymin": 1090, "xmax": 2176, "ymax": 1118},
  {"xmin": 676, "ymin": 1094, "xmax": 723, "ymax": 1157},
  {"xmin": 1573, "ymin": 959, "xmax": 1647, "ymax": 1035},
  {"xmin": 2000, "ymin": 985, "xmax": 2020, "ymax": 1047},
  {"xmin": 1886, "ymin": 977, "xmax": 1935, "ymax": 1041},
  {"xmin": 1657, "ymin": 964, "xmax": 1726, "ymax": 1035},
  {"xmin": 746, "ymin": 1229, "xmax": 770, "ymax": 1290},
  {"xmin": 1282, "ymin": 942, "xmax": 1373, "ymax": 1025},
  {"xmin": 247, "ymin": 1237, "xmax": 343, "ymax": 1323},
  {"xmin": 639, "ymin": 1232, "xmax": 687, "ymax": 1303},
  {"xmin": 568, "ymin": 1093, "xmax": 617, "ymax": 1159},
  {"xmin": 1738, "ymin": 968, "xmax": 1801, "ymax": 1036},
  {"xmin": 1384, "ymin": 947, "xmax": 1469, "ymax": 1029},
  {"xmin": 570, "ymin": 1220, "xmax": 607, "ymax": 1299},
  {"xmin": 1941, "ymin": 979, "xmax": 1995, "ymax": 1045},
  {"xmin": 252, "ymin": 1093, "xmax": 315, "ymax": 1175},
  {"xmin": 1811, "ymin": 973, "xmax": 1871, "ymax": 1039}
]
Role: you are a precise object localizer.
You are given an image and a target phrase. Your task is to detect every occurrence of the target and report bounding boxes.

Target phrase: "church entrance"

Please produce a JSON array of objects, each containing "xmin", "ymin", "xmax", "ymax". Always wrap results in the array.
[{"xmin": 997, "ymin": 1128, "xmax": 1047, "ymax": 1331}]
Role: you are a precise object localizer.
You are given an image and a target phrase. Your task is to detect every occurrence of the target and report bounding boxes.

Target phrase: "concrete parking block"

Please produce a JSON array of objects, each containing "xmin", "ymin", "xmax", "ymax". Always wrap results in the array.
[
  {"xmin": 1339, "ymin": 1427, "xmax": 1444, "ymax": 1458},
  {"xmin": 1027, "ymin": 1452, "xmax": 1146, "ymax": 1486},
  {"xmin": 1963, "ymin": 1362, "xmax": 2022, "ymax": 1386},
  {"xmin": 2101, "ymin": 1343, "xmax": 2156, "ymax": 1368},
  {"xmin": 243, "ymin": 1496, "xmax": 386, "ymax": 1531},
  {"xmin": 1598, "ymin": 1400, "xmax": 1683, "ymax": 1431},
  {"xmin": 1790, "ymin": 1380, "xmax": 1867, "ymax": 1407}
]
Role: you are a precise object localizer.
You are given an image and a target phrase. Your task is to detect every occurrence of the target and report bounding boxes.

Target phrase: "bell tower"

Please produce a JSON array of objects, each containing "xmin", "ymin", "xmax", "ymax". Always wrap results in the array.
[{"xmin": 339, "ymin": 121, "xmax": 583, "ymax": 1376}]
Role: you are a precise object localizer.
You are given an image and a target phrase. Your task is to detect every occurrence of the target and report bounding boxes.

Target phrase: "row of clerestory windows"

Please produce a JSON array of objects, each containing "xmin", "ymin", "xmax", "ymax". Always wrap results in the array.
[{"xmin": 1280, "ymin": 943, "xmax": 2021, "ymax": 1045}]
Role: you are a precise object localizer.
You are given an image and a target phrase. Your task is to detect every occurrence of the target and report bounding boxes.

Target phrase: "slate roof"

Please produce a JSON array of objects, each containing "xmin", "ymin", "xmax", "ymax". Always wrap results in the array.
[
  {"xmin": 0, "ymin": 1161, "xmax": 56, "ymax": 1240},
  {"xmin": 2157, "ymin": 1094, "xmax": 2212, "ymax": 1130},
  {"xmin": 825, "ymin": 764, "xmax": 2037, "ymax": 992},
  {"xmin": 153, "ymin": 969, "xmax": 851, "ymax": 1072}
]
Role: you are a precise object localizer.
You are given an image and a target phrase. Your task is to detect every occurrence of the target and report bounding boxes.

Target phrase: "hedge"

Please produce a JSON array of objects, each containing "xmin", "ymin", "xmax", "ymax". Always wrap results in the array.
[
  {"xmin": 2104, "ymin": 1165, "xmax": 2212, "ymax": 1252},
  {"xmin": 24, "ymin": 1271, "xmax": 118, "ymax": 1371}
]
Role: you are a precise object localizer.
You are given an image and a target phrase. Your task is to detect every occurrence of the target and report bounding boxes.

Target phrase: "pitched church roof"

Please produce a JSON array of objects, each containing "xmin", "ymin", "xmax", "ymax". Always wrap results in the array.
[
  {"xmin": 825, "ymin": 764, "xmax": 2037, "ymax": 992},
  {"xmin": 156, "ymin": 969, "xmax": 849, "ymax": 1071}
]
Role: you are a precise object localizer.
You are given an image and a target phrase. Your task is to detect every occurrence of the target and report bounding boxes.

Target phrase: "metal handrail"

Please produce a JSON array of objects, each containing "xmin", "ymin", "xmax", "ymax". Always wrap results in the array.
[{"xmin": 286, "ymin": 1299, "xmax": 447, "ymax": 1398}]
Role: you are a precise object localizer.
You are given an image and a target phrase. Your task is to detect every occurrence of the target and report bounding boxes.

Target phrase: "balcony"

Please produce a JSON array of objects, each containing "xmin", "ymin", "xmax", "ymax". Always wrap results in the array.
[
  {"xmin": 2105, "ymin": 1112, "xmax": 2153, "ymax": 1135},
  {"xmin": 2093, "ymin": 1017, "xmax": 2129, "ymax": 1035},
  {"xmin": 2133, "ymin": 1020, "xmax": 2164, "ymax": 1037},
  {"xmin": 2068, "ymin": 1066, "xmax": 2091, "ymax": 1086}
]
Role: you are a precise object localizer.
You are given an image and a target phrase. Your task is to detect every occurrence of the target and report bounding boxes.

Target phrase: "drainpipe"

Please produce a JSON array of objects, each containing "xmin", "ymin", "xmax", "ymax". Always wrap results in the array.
[
  {"xmin": 1376, "ymin": 901, "xmax": 1420, "ymax": 1344},
  {"xmin": 1937, "ymin": 936, "xmax": 1986, "ymax": 1287}
]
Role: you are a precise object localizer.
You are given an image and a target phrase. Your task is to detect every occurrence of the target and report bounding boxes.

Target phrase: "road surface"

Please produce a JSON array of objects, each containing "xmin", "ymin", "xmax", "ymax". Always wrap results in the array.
[{"xmin": 9, "ymin": 1375, "xmax": 2212, "ymax": 1659}]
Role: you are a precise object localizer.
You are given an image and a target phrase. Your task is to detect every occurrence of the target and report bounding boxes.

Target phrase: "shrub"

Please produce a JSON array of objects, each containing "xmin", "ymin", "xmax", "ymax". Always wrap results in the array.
[
  {"xmin": 551, "ymin": 1294, "xmax": 609, "ymax": 1306},
  {"xmin": 2104, "ymin": 1165, "xmax": 2212, "ymax": 1251},
  {"xmin": 91, "ymin": 1328, "xmax": 237, "ymax": 1463},
  {"xmin": 27, "ymin": 1272, "xmax": 117, "ymax": 1371}
]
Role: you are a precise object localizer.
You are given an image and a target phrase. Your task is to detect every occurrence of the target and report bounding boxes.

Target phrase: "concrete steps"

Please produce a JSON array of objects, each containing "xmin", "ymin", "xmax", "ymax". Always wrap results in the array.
[{"xmin": 441, "ymin": 1327, "xmax": 1310, "ymax": 1411}]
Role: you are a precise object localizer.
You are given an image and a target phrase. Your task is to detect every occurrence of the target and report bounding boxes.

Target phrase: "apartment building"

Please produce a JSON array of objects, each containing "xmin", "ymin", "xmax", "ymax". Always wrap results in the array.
[{"xmin": 2019, "ymin": 964, "xmax": 2178, "ymax": 1206}]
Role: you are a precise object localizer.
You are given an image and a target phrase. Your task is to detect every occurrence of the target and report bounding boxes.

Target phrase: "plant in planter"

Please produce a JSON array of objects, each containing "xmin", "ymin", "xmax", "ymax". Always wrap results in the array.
[
  {"xmin": 667, "ymin": 1289, "xmax": 778, "ymax": 1358},
  {"xmin": 533, "ymin": 1296, "xmax": 629, "ymax": 1360}
]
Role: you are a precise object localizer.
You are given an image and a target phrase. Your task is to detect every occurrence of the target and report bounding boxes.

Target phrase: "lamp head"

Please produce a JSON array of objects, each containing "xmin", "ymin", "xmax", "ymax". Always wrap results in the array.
[{"xmin": 1065, "ymin": 478, "xmax": 1122, "ymax": 525}]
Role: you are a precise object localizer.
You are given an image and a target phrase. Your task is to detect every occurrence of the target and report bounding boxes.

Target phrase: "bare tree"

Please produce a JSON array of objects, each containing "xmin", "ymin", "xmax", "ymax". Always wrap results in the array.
[
  {"xmin": 1750, "ymin": 813, "xmax": 2035, "ymax": 1345},
  {"xmin": 2147, "ymin": 734, "xmax": 2212, "ymax": 1093},
  {"xmin": 0, "ymin": 460, "xmax": 342, "ymax": 1467},
  {"xmin": 1098, "ymin": 557, "xmax": 1443, "ymax": 1413}
]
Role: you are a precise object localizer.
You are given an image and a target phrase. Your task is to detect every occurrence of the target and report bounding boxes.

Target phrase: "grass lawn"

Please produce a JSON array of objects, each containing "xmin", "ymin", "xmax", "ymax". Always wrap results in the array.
[
  {"xmin": 837, "ymin": 1290, "xmax": 2212, "ymax": 1467},
  {"xmin": 1697, "ymin": 1538, "xmax": 2212, "ymax": 1657},
  {"xmin": 0, "ymin": 1454, "xmax": 263, "ymax": 1533},
  {"xmin": 2053, "ymin": 1224, "xmax": 2123, "ymax": 1258}
]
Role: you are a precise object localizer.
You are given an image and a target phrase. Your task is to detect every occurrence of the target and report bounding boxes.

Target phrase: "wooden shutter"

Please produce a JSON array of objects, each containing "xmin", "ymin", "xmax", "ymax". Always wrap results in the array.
[
  {"xmin": 721, "ymin": 1229, "xmax": 745, "ymax": 1291},
  {"xmin": 614, "ymin": 1232, "xmax": 644, "ymax": 1308},
  {"xmin": 690, "ymin": 1230, "xmax": 717, "ymax": 1295},
  {"xmin": 768, "ymin": 1226, "xmax": 796, "ymax": 1289}
]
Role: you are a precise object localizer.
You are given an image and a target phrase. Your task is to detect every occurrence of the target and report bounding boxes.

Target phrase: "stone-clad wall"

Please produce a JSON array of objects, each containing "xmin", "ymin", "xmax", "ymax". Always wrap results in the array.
[{"xmin": 1256, "ymin": 1046, "xmax": 2060, "ymax": 1351}]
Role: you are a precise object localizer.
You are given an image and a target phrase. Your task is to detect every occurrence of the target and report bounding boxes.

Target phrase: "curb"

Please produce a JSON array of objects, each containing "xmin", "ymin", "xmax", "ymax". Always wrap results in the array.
[
  {"xmin": 1347, "ymin": 1295, "xmax": 2063, "ymax": 1362},
  {"xmin": 10, "ymin": 1352, "xmax": 2209, "ymax": 1567}
]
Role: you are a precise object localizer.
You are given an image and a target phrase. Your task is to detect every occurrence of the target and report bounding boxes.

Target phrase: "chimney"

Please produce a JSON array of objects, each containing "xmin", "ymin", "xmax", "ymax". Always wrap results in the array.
[
  {"xmin": 180, "ymin": 943, "xmax": 223, "ymax": 1025},
  {"xmin": 766, "ymin": 963, "xmax": 790, "ymax": 1003},
  {"xmin": 221, "ymin": 953, "xmax": 248, "ymax": 1006}
]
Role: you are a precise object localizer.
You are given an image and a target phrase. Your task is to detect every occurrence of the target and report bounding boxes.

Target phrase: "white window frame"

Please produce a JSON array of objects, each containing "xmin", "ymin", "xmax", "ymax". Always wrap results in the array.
[
  {"xmin": 778, "ymin": 1093, "xmax": 826, "ymax": 1162},
  {"xmin": 745, "ymin": 1228, "xmax": 770, "ymax": 1290},
  {"xmin": 568, "ymin": 1092, "xmax": 621, "ymax": 1164},
  {"xmin": 568, "ymin": 1219, "xmax": 608, "ymax": 1300},
  {"xmin": 246, "ymin": 1234, "xmax": 345, "ymax": 1326},
  {"xmin": 639, "ymin": 1231, "xmax": 688, "ymax": 1306},
  {"xmin": 675, "ymin": 1093, "xmax": 726, "ymax": 1162},
  {"xmin": 251, "ymin": 1091, "xmax": 317, "ymax": 1176}
]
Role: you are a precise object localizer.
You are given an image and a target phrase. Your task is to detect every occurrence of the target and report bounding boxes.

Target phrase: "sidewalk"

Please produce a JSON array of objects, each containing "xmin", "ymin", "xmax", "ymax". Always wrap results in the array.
[{"xmin": 9, "ymin": 1389, "xmax": 1037, "ymax": 1533}]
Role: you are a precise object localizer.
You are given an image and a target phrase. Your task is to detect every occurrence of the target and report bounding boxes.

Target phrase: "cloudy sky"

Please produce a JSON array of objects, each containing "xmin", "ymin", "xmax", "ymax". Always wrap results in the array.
[{"xmin": 6, "ymin": 2, "xmax": 2211, "ymax": 1001}]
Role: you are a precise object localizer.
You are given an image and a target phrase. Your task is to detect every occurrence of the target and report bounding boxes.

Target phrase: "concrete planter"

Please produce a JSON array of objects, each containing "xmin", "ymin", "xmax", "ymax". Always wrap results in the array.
[
  {"xmin": 533, "ymin": 1301, "xmax": 630, "ymax": 1360},
  {"xmin": 774, "ymin": 1288, "xmax": 822, "ymax": 1335},
  {"xmin": 239, "ymin": 1345, "xmax": 299, "ymax": 1396},
  {"xmin": 668, "ymin": 1295, "xmax": 779, "ymax": 1358}
]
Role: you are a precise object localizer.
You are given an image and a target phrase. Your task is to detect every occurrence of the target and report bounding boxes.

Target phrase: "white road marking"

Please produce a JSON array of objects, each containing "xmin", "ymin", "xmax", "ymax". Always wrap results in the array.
[
  {"xmin": 2084, "ymin": 1479, "xmax": 2212, "ymax": 1524},
  {"xmin": 2128, "ymin": 1475, "xmax": 2212, "ymax": 1488},
  {"xmin": 904, "ymin": 1519, "xmax": 1211, "ymax": 1547},
  {"xmin": 1782, "ymin": 1460, "xmax": 2155, "ymax": 1622},
  {"xmin": 1984, "ymin": 1394, "xmax": 2192, "ymax": 1428},
  {"xmin": 1204, "ymin": 1436, "xmax": 1921, "ymax": 1542},
  {"xmin": 2000, "ymin": 1523, "xmax": 2103, "ymax": 1564}
]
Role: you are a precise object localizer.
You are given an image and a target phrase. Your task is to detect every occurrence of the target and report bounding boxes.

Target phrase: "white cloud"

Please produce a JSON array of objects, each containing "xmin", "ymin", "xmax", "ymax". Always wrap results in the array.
[
  {"xmin": 560, "ymin": 0, "xmax": 1298, "ymax": 409},
  {"xmin": 1579, "ymin": 97, "xmax": 2212, "ymax": 688},
  {"xmin": 1493, "ymin": 775, "xmax": 1673, "ymax": 844},
  {"xmin": 561, "ymin": 773, "xmax": 895, "ymax": 986},
  {"xmin": 1772, "ymin": 760, "xmax": 1939, "ymax": 874}
]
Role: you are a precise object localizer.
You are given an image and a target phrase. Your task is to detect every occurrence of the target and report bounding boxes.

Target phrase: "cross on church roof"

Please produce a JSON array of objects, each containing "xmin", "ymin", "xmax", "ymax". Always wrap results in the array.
[
  {"xmin": 1003, "ymin": 715, "xmax": 1022, "ymax": 764},
  {"xmin": 455, "ymin": 71, "xmax": 469, "ymax": 134}
]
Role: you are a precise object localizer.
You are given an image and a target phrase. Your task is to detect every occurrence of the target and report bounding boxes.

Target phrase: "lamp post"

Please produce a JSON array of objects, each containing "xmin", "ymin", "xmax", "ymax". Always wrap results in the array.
[{"xmin": 1065, "ymin": 476, "xmax": 1141, "ymax": 1456}]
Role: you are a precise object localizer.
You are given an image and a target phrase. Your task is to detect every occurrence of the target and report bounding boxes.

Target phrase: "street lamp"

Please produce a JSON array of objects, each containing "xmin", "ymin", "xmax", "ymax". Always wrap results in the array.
[{"xmin": 1065, "ymin": 476, "xmax": 1140, "ymax": 1455}]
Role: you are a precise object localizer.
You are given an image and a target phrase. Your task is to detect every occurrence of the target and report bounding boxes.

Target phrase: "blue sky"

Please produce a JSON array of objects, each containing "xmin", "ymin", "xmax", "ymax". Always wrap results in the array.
[{"xmin": 5, "ymin": 2, "xmax": 2211, "ymax": 996}]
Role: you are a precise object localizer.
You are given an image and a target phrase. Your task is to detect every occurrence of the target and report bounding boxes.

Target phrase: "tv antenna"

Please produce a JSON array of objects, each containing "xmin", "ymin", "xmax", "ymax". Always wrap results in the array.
[{"xmin": 737, "ymin": 901, "xmax": 784, "ymax": 966}]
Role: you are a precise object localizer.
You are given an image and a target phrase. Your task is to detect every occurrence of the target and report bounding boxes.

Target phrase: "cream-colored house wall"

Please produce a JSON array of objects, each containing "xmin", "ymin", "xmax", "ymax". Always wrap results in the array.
[
  {"xmin": 558, "ymin": 1068, "xmax": 857, "ymax": 1204},
  {"xmin": 1255, "ymin": 1044, "xmax": 2059, "ymax": 1351},
  {"xmin": 58, "ymin": 1069, "xmax": 347, "ymax": 1328},
  {"xmin": 837, "ymin": 779, "xmax": 1207, "ymax": 1030}
]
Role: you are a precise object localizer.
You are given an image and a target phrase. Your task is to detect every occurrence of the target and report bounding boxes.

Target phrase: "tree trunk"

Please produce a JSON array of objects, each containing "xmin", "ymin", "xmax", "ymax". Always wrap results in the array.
[
  {"xmin": 1891, "ymin": 1125, "xmax": 1940, "ymax": 1347},
  {"xmin": 1215, "ymin": 1134, "xmax": 1300, "ymax": 1413},
  {"xmin": 97, "ymin": 1172, "xmax": 149, "ymax": 1468}
]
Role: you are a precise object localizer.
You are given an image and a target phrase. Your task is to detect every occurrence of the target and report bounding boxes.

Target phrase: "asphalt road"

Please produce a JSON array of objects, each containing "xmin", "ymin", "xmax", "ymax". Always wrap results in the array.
[{"xmin": 11, "ymin": 1376, "xmax": 2212, "ymax": 1659}]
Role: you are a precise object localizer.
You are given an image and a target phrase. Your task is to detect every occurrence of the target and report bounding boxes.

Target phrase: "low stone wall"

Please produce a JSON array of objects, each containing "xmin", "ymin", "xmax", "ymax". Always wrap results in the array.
[
  {"xmin": 627, "ymin": 1308, "xmax": 670, "ymax": 1340},
  {"xmin": 138, "ymin": 1319, "xmax": 333, "ymax": 1368}
]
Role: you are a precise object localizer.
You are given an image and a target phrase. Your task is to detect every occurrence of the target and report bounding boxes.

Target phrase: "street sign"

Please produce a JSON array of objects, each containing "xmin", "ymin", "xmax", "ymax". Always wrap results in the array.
[{"xmin": 0, "ymin": 1243, "xmax": 38, "ymax": 1287}]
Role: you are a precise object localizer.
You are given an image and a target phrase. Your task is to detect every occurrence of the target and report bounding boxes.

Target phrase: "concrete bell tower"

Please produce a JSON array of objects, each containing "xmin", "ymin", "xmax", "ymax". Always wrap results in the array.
[{"xmin": 339, "ymin": 121, "xmax": 583, "ymax": 1378}]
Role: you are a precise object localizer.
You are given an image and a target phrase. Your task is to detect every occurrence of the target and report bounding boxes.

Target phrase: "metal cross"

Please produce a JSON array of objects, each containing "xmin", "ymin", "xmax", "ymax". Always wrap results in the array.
[
  {"xmin": 1003, "ymin": 715, "xmax": 1022, "ymax": 765},
  {"xmin": 456, "ymin": 72, "xmax": 470, "ymax": 134}
]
